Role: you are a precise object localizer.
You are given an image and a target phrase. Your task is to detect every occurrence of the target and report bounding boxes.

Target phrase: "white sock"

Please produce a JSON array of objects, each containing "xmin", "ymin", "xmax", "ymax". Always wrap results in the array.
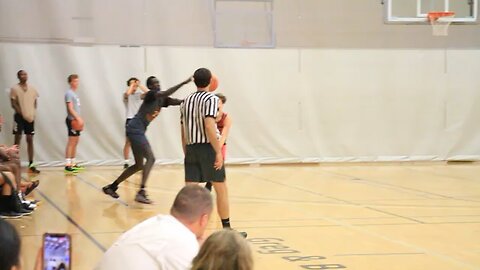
[
  {"xmin": 71, "ymin": 158, "xmax": 76, "ymax": 165},
  {"xmin": 66, "ymin": 158, "xmax": 72, "ymax": 166},
  {"xmin": 124, "ymin": 159, "xmax": 129, "ymax": 164}
]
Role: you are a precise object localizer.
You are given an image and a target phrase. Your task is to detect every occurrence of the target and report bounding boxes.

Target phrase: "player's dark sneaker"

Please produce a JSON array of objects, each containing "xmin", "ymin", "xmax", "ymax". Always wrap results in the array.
[
  {"xmin": 12, "ymin": 198, "xmax": 33, "ymax": 215},
  {"xmin": 17, "ymin": 208, "xmax": 33, "ymax": 215},
  {"xmin": 72, "ymin": 164, "xmax": 85, "ymax": 171},
  {"xmin": 28, "ymin": 164, "xmax": 41, "ymax": 174},
  {"xmin": 64, "ymin": 166, "xmax": 77, "ymax": 174},
  {"xmin": 0, "ymin": 195, "xmax": 31, "ymax": 217},
  {"xmin": 102, "ymin": 185, "xmax": 119, "ymax": 199},
  {"xmin": 135, "ymin": 189, "xmax": 152, "ymax": 204},
  {"xmin": 205, "ymin": 182, "xmax": 212, "ymax": 192},
  {"xmin": 227, "ymin": 228, "xmax": 248, "ymax": 238},
  {"xmin": 28, "ymin": 199, "xmax": 41, "ymax": 205},
  {"xmin": 18, "ymin": 193, "xmax": 37, "ymax": 210},
  {"xmin": 22, "ymin": 202, "xmax": 36, "ymax": 211},
  {"xmin": 123, "ymin": 163, "xmax": 129, "ymax": 169},
  {"xmin": 0, "ymin": 211, "xmax": 25, "ymax": 219}
]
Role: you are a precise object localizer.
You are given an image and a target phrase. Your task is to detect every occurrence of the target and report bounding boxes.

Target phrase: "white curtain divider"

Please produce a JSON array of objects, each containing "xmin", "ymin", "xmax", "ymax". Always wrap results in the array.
[{"xmin": 0, "ymin": 44, "xmax": 479, "ymax": 166}]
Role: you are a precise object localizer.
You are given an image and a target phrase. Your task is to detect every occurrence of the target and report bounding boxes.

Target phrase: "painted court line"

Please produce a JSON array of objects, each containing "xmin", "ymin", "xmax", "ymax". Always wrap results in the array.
[
  {"xmin": 364, "ymin": 207, "xmax": 424, "ymax": 223},
  {"xmin": 322, "ymin": 214, "xmax": 480, "ymax": 270},
  {"xmin": 334, "ymin": 252, "xmax": 425, "ymax": 257},
  {"xmin": 36, "ymin": 189, "xmax": 107, "ymax": 252},
  {"xmin": 241, "ymin": 169, "xmax": 480, "ymax": 270},
  {"xmin": 75, "ymin": 175, "xmax": 129, "ymax": 206},
  {"xmin": 86, "ymin": 171, "xmax": 180, "ymax": 195},
  {"xmin": 325, "ymin": 170, "xmax": 480, "ymax": 204},
  {"xmin": 240, "ymin": 170, "xmax": 425, "ymax": 224},
  {"xmin": 320, "ymin": 170, "xmax": 446, "ymax": 200}
]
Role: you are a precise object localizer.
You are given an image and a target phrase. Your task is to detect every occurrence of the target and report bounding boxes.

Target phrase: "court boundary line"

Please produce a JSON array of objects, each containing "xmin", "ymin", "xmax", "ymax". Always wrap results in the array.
[
  {"xmin": 36, "ymin": 189, "xmax": 107, "ymax": 252},
  {"xmin": 334, "ymin": 252, "xmax": 425, "ymax": 257},
  {"xmin": 238, "ymin": 169, "xmax": 480, "ymax": 270},
  {"xmin": 75, "ymin": 175, "xmax": 129, "ymax": 206},
  {"xmin": 323, "ymin": 170, "xmax": 480, "ymax": 203},
  {"xmin": 239, "ymin": 170, "xmax": 426, "ymax": 224}
]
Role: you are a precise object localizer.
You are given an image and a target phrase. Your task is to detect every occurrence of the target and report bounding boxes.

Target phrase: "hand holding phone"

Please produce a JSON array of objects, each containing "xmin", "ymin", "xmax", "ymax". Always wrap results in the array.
[{"xmin": 42, "ymin": 233, "xmax": 72, "ymax": 270}]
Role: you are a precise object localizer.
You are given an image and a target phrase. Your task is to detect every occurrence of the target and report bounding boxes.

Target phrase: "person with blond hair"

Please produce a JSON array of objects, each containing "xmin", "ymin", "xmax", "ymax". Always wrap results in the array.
[{"xmin": 191, "ymin": 229, "xmax": 253, "ymax": 270}]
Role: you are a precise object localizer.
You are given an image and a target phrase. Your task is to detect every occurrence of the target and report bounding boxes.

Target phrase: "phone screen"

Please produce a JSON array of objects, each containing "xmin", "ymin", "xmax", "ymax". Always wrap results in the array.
[{"xmin": 43, "ymin": 233, "xmax": 71, "ymax": 270}]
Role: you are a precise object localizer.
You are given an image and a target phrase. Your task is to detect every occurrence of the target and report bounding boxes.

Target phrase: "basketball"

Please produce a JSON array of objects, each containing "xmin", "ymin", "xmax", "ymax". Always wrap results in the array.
[
  {"xmin": 71, "ymin": 119, "xmax": 84, "ymax": 131},
  {"xmin": 209, "ymin": 74, "xmax": 219, "ymax": 91}
]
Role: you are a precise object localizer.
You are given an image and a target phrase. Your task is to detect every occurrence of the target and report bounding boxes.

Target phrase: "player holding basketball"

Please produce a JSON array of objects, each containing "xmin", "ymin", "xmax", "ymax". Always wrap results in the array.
[
  {"xmin": 64, "ymin": 74, "xmax": 84, "ymax": 174},
  {"xmin": 123, "ymin": 77, "xmax": 149, "ymax": 169},
  {"xmin": 181, "ymin": 68, "xmax": 246, "ymax": 237},
  {"xmin": 10, "ymin": 70, "xmax": 40, "ymax": 174},
  {"xmin": 103, "ymin": 76, "xmax": 193, "ymax": 204},
  {"xmin": 205, "ymin": 93, "xmax": 231, "ymax": 192}
]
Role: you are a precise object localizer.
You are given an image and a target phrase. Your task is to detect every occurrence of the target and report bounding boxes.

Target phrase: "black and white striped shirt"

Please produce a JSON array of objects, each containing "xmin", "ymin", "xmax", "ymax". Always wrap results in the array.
[{"xmin": 181, "ymin": 91, "xmax": 219, "ymax": 145}]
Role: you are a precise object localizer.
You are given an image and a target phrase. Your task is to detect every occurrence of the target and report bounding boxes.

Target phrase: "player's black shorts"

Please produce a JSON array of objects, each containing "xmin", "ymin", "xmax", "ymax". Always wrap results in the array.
[
  {"xmin": 127, "ymin": 131, "xmax": 153, "ymax": 158},
  {"xmin": 13, "ymin": 113, "xmax": 35, "ymax": 135},
  {"xmin": 66, "ymin": 118, "xmax": 81, "ymax": 137},
  {"xmin": 185, "ymin": 143, "xmax": 225, "ymax": 183},
  {"xmin": 125, "ymin": 118, "xmax": 132, "ymax": 135}
]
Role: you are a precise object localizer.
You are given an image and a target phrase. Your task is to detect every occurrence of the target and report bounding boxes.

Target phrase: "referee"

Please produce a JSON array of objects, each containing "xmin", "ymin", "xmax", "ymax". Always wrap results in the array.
[{"xmin": 181, "ymin": 68, "xmax": 246, "ymax": 238}]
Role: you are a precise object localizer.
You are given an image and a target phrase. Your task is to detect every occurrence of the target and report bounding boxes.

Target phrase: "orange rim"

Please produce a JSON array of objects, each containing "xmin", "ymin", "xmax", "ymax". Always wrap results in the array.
[{"xmin": 428, "ymin": 11, "xmax": 455, "ymax": 21}]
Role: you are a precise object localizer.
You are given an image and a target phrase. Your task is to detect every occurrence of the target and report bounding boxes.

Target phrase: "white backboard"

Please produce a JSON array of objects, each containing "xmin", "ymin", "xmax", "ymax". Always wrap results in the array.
[
  {"xmin": 384, "ymin": 0, "xmax": 478, "ymax": 24},
  {"xmin": 213, "ymin": 0, "xmax": 275, "ymax": 48}
]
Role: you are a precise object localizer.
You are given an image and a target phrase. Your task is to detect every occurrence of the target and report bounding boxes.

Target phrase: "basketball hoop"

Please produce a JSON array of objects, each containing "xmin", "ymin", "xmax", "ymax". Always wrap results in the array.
[{"xmin": 428, "ymin": 11, "xmax": 455, "ymax": 36}]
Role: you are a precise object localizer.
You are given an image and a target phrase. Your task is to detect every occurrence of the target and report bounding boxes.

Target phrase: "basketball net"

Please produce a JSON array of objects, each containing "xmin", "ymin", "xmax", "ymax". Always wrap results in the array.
[{"xmin": 428, "ymin": 12, "xmax": 455, "ymax": 36}]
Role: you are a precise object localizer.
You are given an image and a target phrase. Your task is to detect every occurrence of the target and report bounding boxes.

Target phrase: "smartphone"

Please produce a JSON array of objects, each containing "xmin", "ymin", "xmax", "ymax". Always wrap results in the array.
[{"xmin": 42, "ymin": 233, "xmax": 72, "ymax": 270}]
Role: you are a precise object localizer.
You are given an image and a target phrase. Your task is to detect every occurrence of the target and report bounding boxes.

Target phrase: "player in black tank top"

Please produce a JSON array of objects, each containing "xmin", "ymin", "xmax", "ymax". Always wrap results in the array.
[{"xmin": 103, "ymin": 76, "xmax": 193, "ymax": 204}]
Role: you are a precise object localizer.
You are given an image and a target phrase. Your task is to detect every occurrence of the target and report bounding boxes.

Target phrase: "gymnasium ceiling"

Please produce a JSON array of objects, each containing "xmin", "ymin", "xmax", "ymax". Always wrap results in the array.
[{"xmin": 0, "ymin": 0, "xmax": 479, "ymax": 48}]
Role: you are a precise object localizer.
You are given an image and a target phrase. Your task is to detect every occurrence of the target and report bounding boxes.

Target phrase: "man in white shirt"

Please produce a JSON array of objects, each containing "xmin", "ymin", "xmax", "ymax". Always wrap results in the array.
[{"xmin": 96, "ymin": 185, "xmax": 212, "ymax": 270}]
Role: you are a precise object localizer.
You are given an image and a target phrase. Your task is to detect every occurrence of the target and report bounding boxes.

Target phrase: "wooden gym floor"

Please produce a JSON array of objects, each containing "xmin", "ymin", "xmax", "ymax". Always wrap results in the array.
[{"xmin": 8, "ymin": 163, "xmax": 480, "ymax": 270}]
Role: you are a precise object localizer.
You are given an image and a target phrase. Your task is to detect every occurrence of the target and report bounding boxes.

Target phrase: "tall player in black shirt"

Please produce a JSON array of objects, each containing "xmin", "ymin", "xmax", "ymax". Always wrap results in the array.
[{"xmin": 103, "ymin": 76, "xmax": 192, "ymax": 204}]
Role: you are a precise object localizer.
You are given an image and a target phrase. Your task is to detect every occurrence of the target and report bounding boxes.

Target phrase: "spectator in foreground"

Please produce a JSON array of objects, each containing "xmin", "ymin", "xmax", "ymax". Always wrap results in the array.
[
  {"xmin": 191, "ymin": 229, "xmax": 254, "ymax": 270},
  {"xmin": 0, "ymin": 218, "xmax": 21, "ymax": 270},
  {"xmin": 96, "ymin": 185, "xmax": 213, "ymax": 270}
]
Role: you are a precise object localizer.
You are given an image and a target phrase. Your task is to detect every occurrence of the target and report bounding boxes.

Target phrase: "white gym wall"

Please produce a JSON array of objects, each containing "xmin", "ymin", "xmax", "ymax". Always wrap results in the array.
[{"xmin": 0, "ymin": 0, "xmax": 479, "ymax": 165}]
